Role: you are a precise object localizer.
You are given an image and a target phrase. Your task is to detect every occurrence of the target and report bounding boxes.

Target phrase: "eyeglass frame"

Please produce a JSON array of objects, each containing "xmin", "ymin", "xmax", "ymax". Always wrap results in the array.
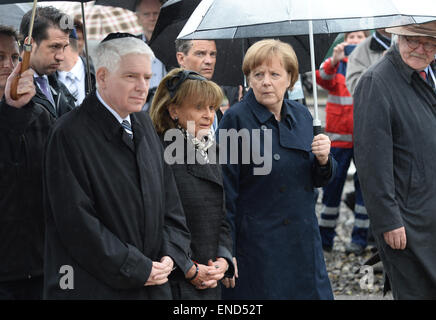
[
  {"xmin": 166, "ymin": 70, "xmax": 207, "ymax": 98},
  {"xmin": 403, "ymin": 35, "xmax": 436, "ymax": 53}
]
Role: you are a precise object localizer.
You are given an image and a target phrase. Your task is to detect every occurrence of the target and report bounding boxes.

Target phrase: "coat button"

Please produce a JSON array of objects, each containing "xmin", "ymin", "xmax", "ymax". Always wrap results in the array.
[
  {"xmin": 283, "ymin": 219, "xmax": 290, "ymax": 225},
  {"xmin": 273, "ymin": 153, "xmax": 280, "ymax": 161}
]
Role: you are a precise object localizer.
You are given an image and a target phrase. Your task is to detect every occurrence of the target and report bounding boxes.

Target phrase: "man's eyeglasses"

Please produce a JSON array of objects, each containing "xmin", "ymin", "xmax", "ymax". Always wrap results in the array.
[
  {"xmin": 404, "ymin": 36, "xmax": 436, "ymax": 53},
  {"xmin": 166, "ymin": 70, "xmax": 207, "ymax": 98}
]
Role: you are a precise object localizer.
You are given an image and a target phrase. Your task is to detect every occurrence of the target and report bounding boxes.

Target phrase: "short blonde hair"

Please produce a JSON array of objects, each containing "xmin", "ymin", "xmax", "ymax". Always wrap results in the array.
[
  {"xmin": 150, "ymin": 68, "xmax": 224, "ymax": 134},
  {"xmin": 242, "ymin": 39, "xmax": 299, "ymax": 89}
]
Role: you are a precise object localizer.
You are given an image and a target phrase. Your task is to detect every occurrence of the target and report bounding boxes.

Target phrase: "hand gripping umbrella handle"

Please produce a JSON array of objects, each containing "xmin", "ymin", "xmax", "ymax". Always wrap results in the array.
[
  {"xmin": 10, "ymin": 44, "xmax": 31, "ymax": 101},
  {"xmin": 11, "ymin": 0, "xmax": 37, "ymax": 100}
]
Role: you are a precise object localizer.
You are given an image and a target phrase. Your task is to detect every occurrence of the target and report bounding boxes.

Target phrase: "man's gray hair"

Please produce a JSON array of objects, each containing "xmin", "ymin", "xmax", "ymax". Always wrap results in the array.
[{"xmin": 94, "ymin": 37, "xmax": 155, "ymax": 73}]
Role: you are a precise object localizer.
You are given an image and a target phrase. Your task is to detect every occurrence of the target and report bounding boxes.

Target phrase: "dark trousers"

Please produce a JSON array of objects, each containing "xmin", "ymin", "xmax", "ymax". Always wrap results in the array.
[
  {"xmin": 0, "ymin": 276, "xmax": 43, "ymax": 300},
  {"xmin": 319, "ymin": 147, "xmax": 368, "ymax": 248}
]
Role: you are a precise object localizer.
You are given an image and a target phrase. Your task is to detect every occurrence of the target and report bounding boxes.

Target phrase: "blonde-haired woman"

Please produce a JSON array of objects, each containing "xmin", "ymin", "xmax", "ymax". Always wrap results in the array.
[
  {"xmin": 150, "ymin": 68, "xmax": 234, "ymax": 300},
  {"xmin": 218, "ymin": 39, "xmax": 336, "ymax": 299}
]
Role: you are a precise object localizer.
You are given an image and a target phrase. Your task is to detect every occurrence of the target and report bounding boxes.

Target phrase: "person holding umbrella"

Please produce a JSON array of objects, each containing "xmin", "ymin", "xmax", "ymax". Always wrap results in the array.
[
  {"xmin": 57, "ymin": 27, "xmax": 95, "ymax": 106},
  {"xmin": 218, "ymin": 39, "xmax": 336, "ymax": 299},
  {"xmin": 0, "ymin": 25, "xmax": 52, "ymax": 300},
  {"xmin": 354, "ymin": 21, "xmax": 436, "ymax": 299}
]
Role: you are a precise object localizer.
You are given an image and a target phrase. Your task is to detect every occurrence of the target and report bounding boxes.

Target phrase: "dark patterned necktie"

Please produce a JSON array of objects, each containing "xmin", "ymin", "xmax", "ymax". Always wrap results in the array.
[{"xmin": 121, "ymin": 120, "xmax": 133, "ymax": 139}]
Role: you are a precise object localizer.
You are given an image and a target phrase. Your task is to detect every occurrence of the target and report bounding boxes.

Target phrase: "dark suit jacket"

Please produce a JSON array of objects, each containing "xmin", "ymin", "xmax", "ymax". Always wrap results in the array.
[
  {"xmin": 0, "ymin": 100, "xmax": 54, "ymax": 282},
  {"xmin": 55, "ymin": 56, "xmax": 96, "ymax": 106},
  {"xmin": 161, "ymin": 131, "xmax": 234, "ymax": 300},
  {"xmin": 43, "ymin": 91, "xmax": 191, "ymax": 299}
]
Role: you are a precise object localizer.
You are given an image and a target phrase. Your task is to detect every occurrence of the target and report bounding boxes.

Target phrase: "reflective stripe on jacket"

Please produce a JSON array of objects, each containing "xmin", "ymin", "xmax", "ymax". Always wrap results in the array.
[{"xmin": 316, "ymin": 57, "xmax": 354, "ymax": 148}]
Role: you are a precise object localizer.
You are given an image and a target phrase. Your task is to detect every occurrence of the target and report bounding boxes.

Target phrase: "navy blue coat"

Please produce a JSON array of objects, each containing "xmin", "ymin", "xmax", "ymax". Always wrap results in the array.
[{"xmin": 218, "ymin": 89, "xmax": 335, "ymax": 300}]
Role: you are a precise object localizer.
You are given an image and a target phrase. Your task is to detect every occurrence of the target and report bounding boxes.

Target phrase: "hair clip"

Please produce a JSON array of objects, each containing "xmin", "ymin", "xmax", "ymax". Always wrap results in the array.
[{"xmin": 166, "ymin": 70, "xmax": 207, "ymax": 98}]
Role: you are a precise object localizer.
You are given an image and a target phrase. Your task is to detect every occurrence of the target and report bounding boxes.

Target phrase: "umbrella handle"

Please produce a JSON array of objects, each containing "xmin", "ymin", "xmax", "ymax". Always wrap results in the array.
[
  {"xmin": 10, "ymin": 45, "xmax": 31, "ymax": 101},
  {"xmin": 313, "ymin": 119, "xmax": 323, "ymax": 136},
  {"xmin": 313, "ymin": 124, "xmax": 323, "ymax": 136}
]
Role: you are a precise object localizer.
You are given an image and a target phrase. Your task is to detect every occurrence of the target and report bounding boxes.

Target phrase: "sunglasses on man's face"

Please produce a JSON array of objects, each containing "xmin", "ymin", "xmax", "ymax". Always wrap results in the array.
[
  {"xmin": 166, "ymin": 70, "xmax": 207, "ymax": 98},
  {"xmin": 404, "ymin": 36, "xmax": 436, "ymax": 53}
]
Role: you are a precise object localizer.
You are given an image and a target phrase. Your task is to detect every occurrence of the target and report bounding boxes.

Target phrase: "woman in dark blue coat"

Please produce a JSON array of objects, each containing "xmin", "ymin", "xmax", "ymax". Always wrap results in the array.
[{"xmin": 218, "ymin": 39, "xmax": 336, "ymax": 300}]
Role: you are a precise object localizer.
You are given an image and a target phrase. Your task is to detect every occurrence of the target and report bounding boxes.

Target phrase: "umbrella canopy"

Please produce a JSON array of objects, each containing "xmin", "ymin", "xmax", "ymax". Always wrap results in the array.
[
  {"xmin": 150, "ymin": 0, "xmax": 337, "ymax": 87},
  {"xmin": 179, "ymin": 0, "xmax": 436, "ymax": 39},
  {"xmin": 0, "ymin": 0, "xmax": 137, "ymax": 10},
  {"xmin": 151, "ymin": 0, "xmax": 198, "ymax": 42},
  {"xmin": 94, "ymin": 0, "xmax": 138, "ymax": 11},
  {"xmin": 0, "ymin": 3, "xmax": 32, "ymax": 30},
  {"xmin": 42, "ymin": 1, "xmax": 142, "ymax": 41}
]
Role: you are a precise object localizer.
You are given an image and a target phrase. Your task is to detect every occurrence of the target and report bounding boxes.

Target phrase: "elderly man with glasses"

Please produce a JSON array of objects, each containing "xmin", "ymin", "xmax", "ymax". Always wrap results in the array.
[{"xmin": 353, "ymin": 21, "xmax": 436, "ymax": 300}]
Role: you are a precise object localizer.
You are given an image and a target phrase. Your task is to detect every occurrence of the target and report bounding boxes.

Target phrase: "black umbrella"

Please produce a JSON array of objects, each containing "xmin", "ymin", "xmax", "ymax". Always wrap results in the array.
[{"xmin": 149, "ymin": 0, "xmax": 337, "ymax": 87}]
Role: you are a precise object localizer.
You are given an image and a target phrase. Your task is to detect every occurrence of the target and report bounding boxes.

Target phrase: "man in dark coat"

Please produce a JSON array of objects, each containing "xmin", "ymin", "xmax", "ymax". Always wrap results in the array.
[
  {"xmin": 20, "ymin": 6, "xmax": 76, "ymax": 119},
  {"xmin": 0, "ymin": 25, "xmax": 53, "ymax": 300},
  {"xmin": 43, "ymin": 34, "xmax": 192, "ymax": 299},
  {"xmin": 354, "ymin": 21, "xmax": 436, "ymax": 299}
]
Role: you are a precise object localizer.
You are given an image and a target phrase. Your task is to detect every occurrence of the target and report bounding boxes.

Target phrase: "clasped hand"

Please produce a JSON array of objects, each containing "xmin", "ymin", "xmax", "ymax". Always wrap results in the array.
[
  {"xmin": 187, "ymin": 258, "xmax": 228, "ymax": 290},
  {"xmin": 145, "ymin": 256, "xmax": 174, "ymax": 286}
]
